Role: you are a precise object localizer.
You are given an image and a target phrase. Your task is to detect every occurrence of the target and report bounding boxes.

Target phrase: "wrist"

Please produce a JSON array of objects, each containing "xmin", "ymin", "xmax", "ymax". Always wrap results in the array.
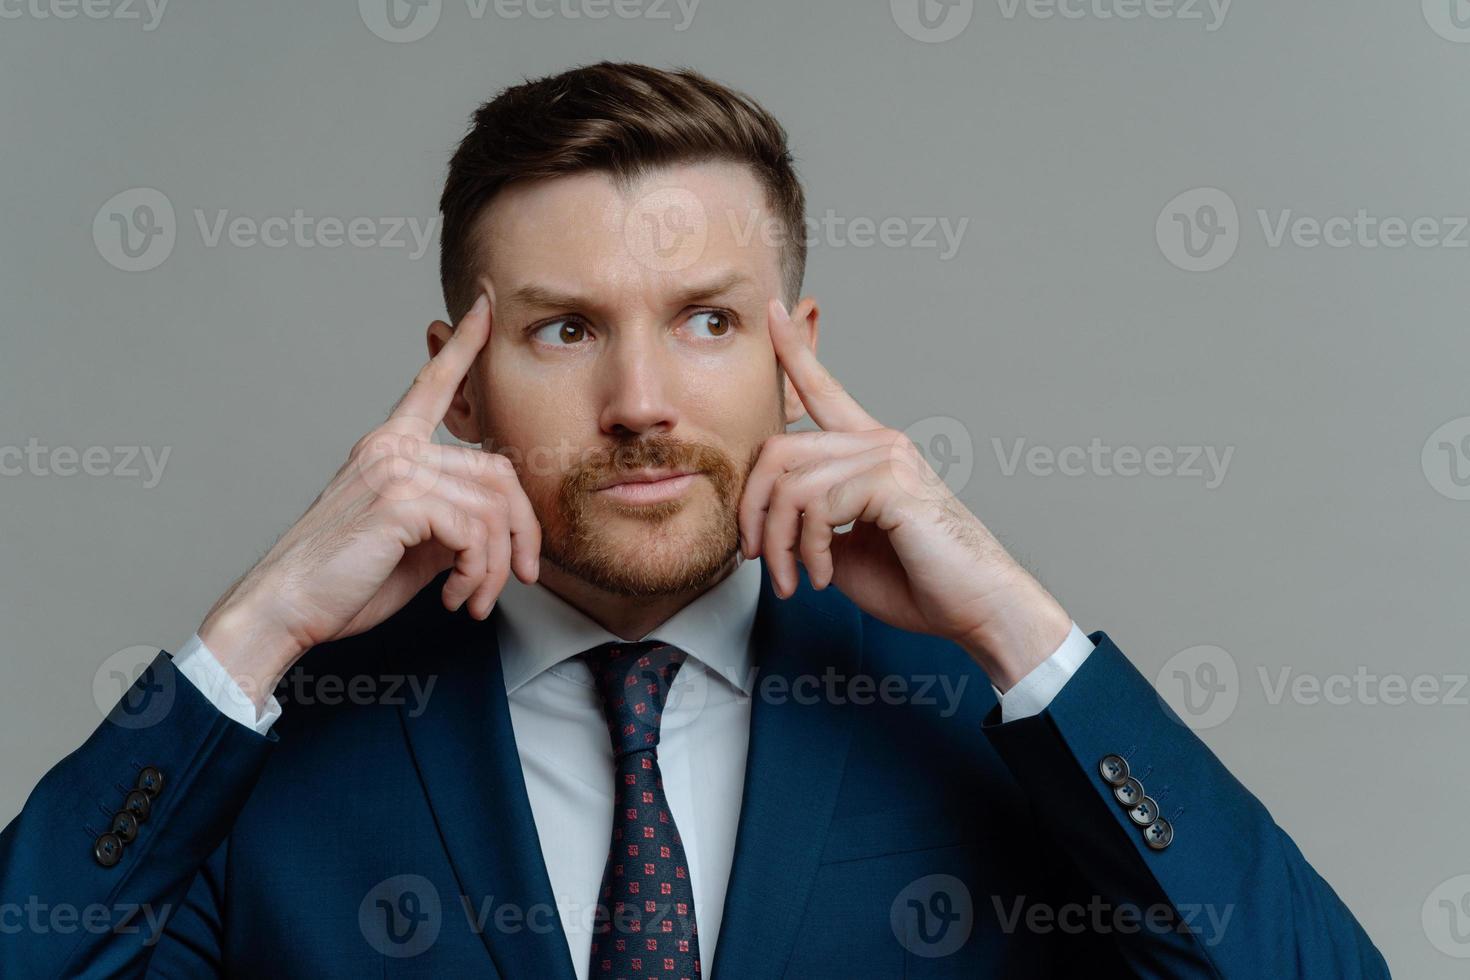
[
  {"xmin": 959, "ymin": 579, "xmax": 1073, "ymax": 694},
  {"xmin": 197, "ymin": 596, "xmax": 304, "ymax": 711}
]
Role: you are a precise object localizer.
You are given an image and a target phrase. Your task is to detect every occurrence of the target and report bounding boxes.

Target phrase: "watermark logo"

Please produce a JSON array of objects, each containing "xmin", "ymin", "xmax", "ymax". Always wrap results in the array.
[
  {"xmin": 359, "ymin": 874, "xmax": 442, "ymax": 957},
  {"xmin": 360, "ymin": 0, "xmax": 442, "ymax": 41},
  {"xmin": 901, "ymin": 416, "xmax": 975, "ymax": 500},
  {"xmin": 94, "ymin": 188, "xmax": 175, "ymax": 272},
  {"xmin": 623, "ymin": 186, "xmax": 708, "ymax": 274},
  {"xmin": 891, "ymin": 874, "xmax": 973, "ymax": 957},
  {"xmin": 1422, "ymin": 416, "xmax": 1470, "ymax": 501},
  {"xmin": 354, "ymin": 417, "xmax": 448, "ymax": 503},
  {"xmin": 1423, "ymin": 874, "xmax": 1470, "ymax": 958},
  {"xmin": 660, "ymin": 654, "xmax": 710, "ymax": 723},
  {"xmin": 1156, "ymin": 187, "xmax": 1239, "ymax": 272},
  {"xmin": 93, "ymin": 645, "xmax": 174, "ymax": 730},
  {"xmin": 1155, "ymin": 644, "xmax": 1239, "ymax": 730},
  {"xmin": 1423, "ymin": 0, "xmax": 1470, "ymax": 43},
  {"xmin": 891, "ymin": 0, "xmax": 974, "ymax": 43}
]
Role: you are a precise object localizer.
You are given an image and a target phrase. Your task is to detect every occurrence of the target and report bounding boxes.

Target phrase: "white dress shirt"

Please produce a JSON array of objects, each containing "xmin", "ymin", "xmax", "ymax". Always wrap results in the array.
[{"xmin": 172, "ymin": 556, "xmax": 1095, "ymax": 977}]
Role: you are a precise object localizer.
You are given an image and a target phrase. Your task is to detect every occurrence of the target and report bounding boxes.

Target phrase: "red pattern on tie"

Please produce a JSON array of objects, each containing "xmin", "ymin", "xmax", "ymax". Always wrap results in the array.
[{"xmin": 582, "ymin": 640, "xmax": 700, "ymax": 980}]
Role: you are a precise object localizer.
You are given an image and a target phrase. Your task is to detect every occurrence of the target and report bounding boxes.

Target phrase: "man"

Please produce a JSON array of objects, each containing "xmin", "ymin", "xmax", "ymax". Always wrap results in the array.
[{"xmin": 0, "ymin": 62, "xmax": 1388, "ymax": 978}]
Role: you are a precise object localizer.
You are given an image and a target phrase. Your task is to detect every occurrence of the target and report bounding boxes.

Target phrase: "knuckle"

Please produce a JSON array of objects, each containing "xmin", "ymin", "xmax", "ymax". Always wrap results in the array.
[
  {"xmin": 413, "ymin": 358, "xmax": 446, "ymax": 389},
  {"xmin": 486, "ymin": 493, "xmax": 511, "ymax": 524},
  {"xmin": 373, "ymin": 490, "xmax": 408, "ymax": 518},
  {"xmin": 362, "ymin": 456, "xmax": 397, "ymax": 488},
  {"xmin": 889, "ymin": 433, "xmax": 922, "ymax": 467},
  {"xmin": 457, "ymin": 474, "xmax": 494, "ymax": 507},
  {"xmin": 351, "ymin": 426, "xmax": 390, "ymax": 461},
  {"xmin": 769, "ymin": 474, "xmax": 801, "ymax": 509},
  {"xmin": 362, "ymin": 453, "xmax": 422, "ymax": 491},
  {"xmin": 881, "ymin": 458, "xmax": 915, "ymax": 486},
  {"xmin": 758, "ymin": 432, "xmax": 789, "ymax": 457},
  {"xmin": 460, "ymin": 479, "xmax": 505, "ymax": 522},
  {"xmin": 823, "ymin": 481, "xmax": 846, "ymax": 513},
  {"xmin": 355, "ymin": 427, "xmax": 418, "ymax": 465},
  {"xmin": 464, "ymin": 449, "xmax": 514, "ymax": 485}
]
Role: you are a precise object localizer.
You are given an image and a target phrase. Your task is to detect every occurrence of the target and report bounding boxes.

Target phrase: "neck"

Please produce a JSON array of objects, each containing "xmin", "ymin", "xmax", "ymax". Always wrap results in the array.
[{"xmin": 533, "ymin": 552, "xmax": 742, "ymax": 640}]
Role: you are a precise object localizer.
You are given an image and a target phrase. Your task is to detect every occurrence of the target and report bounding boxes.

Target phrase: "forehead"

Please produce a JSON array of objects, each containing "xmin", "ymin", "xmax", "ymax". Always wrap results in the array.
[{"xmin": 472, "ymin": 160, "xmax": 784, "ymax": 302}]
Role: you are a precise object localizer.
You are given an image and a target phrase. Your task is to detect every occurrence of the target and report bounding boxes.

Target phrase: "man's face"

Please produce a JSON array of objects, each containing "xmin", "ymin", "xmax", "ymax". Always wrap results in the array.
[{"xmin": 450, "ymin": 160, "xmax": 812, "ymax": 597}]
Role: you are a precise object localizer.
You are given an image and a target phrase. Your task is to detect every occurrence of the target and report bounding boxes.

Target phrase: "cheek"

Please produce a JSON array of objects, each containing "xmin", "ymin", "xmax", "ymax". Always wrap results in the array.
[
  {"xmin": 480, "ymin": 369, "xmax": 584, "ymax": 466},
  {"xmin": 685, "ymin": 350, "xmax": 783, "ymax": 438}
]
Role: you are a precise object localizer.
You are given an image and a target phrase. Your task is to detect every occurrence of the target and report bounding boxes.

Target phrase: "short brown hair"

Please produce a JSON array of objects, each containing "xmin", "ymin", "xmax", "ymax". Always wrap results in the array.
[{"xmin": 438, "ymin": 61, "xmax": 806, "ymax": 320}]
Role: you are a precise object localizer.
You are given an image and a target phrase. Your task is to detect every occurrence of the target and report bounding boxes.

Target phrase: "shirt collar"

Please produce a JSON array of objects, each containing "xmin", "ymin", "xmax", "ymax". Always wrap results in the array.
[{"xmin": 495, "ymin": 554, "xmax": 762, "ymax": 697}]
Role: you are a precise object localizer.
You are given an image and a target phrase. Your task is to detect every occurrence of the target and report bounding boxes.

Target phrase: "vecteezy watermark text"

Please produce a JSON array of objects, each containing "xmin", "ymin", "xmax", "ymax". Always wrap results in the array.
[
  {"xmin": 1, "ymin": 439, "xmax": 170, "ymax": 488},
  {"xmin": 992, "ymin": 895, "xmax": 1235, "ymax": 946},
  {"xmin": 0, "ymin": 0, "xmax": 167, "ymax": 30},
  {"xmin": 991, "ymin": 437, "xmax": 1234, "ymax": 489},
  {"xmin": 93, "ymin": 188, "xmax": 438, "ymax": 272},
  {"xmin": 359, "ymin": 0, "xmax": 700, "ymax": 43},
  {"xmin": 1158, "ymin": 187, "xmax": 1470, "ymax": 272}
]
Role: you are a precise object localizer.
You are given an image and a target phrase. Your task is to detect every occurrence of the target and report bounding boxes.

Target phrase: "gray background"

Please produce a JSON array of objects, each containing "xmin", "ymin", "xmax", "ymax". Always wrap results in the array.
[{"xmin": 3, "ymin": 0, "xmax": 1467, "ymax": 974}]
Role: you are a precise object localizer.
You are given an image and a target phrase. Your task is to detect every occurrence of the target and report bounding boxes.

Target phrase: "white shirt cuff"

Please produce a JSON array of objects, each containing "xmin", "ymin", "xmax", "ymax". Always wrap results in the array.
[
  {"xmin": 990, "ymin": 622, "xmax": 1095, "ymax": 724},
  {"xmin": 172, "ymin": 632, "xmax": 282, "ymax": 736}
]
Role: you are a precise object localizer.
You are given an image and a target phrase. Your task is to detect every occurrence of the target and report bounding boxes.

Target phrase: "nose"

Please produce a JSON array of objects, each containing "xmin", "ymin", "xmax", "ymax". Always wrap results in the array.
[{"xmin": 596, "ymin": 324, "xmax": 680, "ymax": 438}]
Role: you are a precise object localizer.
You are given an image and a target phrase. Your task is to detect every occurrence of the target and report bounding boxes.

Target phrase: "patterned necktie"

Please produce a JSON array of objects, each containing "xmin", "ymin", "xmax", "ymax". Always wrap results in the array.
[{"xmin": 581, "ymin": 639, "xmax": 701, "ymax": 980}]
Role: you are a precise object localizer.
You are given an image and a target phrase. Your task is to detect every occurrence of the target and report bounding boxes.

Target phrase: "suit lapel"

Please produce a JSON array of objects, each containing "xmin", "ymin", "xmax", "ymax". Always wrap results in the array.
[
  {"xmin": 710, "ymin": 559, "xmax": 864, "ymax": 979},
  {"xmin": 396, "ymin": 602, "xmax": 577, "ymax": 980}
]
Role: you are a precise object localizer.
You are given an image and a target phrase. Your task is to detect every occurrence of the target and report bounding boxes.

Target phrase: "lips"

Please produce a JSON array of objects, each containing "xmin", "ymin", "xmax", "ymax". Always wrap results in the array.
[{"xmin": 595, "ymin": 469, "xmax": 697, "ymax": 491}]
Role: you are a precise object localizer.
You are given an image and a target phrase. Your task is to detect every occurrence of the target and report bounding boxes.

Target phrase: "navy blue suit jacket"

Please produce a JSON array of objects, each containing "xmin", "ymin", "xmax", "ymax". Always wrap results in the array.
[{"xmin": 1, "ymin": 560, "xmax": 1390, "ymax": 977}]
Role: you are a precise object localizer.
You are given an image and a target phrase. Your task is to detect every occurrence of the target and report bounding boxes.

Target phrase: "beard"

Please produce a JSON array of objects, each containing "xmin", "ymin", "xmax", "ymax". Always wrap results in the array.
[{"xmin": 501, "ymin": 431, "xmax": 767, "ymax": 598}]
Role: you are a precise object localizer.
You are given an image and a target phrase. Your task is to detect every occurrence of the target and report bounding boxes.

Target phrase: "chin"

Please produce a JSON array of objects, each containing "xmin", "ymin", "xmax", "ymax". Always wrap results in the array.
[{"xmin": 558, "ymin": 511, "xmax": 739, "ymax": 597}]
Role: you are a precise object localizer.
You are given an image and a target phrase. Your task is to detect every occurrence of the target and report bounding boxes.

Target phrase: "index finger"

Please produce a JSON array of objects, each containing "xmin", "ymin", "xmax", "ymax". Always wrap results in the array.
[
  {"xmin": 768, "ymin": 298, "xmax": 882, "ymax": 432},
  {"xmin": 389, "ymin": 290, "xmax": 493, "ymax": 436}
]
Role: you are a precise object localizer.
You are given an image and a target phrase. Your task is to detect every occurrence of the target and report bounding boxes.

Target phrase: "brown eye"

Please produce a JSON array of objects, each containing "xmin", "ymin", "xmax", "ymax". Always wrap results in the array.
[
  {"xmin": 688, "ymin": 311, "xmax": 732, "ymax": 338},
  {"xmin": 531, "ymin": 318, "xmax": 588, "ymax": 345}
]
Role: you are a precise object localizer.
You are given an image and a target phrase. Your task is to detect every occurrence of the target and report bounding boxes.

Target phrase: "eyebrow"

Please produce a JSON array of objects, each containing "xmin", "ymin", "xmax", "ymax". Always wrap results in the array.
[{"xmin": 504, "ymin": 270, "xmax": 756, "ymax": 313}]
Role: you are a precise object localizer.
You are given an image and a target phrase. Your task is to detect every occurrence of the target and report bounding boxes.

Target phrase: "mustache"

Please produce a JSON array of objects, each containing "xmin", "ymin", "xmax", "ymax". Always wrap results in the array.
[{"xmin": 565, "ymin": 436, "xmax": 738, "ymax": 496}]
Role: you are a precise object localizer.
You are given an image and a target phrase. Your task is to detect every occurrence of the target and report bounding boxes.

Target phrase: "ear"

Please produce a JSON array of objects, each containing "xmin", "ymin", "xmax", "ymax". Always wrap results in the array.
[
  {"xmin": 781, "ymin": 297, "xmax": 820, "ymax": 426},
  {"xmin": 425, "ymin": 319, "xmax": 485, "ymax": 444}
]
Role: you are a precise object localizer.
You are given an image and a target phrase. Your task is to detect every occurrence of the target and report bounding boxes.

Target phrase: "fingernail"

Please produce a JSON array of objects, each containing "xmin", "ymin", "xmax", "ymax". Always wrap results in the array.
[
  {"xmin": 470, "ymin": 293, "xmax": 488, "ymax": 315},
  {"xmin": 774, "ymin": 300, "xmax": 790, "ymax": 321}
]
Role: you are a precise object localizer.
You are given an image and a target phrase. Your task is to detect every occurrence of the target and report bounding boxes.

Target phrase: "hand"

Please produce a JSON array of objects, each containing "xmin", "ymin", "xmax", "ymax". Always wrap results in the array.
[
  {"xmin": 198, "ymin": 291, "xmax": 542, "ymax": 703},
  {"xmin": 738, "ymin": 299, "xmax": 1072, "ymax": 690}
]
